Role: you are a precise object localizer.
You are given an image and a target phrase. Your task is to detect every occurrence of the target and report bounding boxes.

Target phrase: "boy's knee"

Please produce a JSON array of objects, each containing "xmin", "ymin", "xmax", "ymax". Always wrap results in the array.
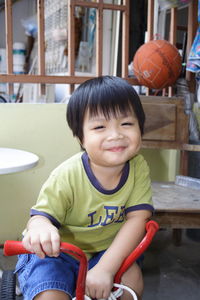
[
  {"xmin": 121, "ymin": 262, "xmax": 144, "ymax": 298},
  {"xmin": 34, "ymin": 290, "xmax": 70, "ymax": 300}
]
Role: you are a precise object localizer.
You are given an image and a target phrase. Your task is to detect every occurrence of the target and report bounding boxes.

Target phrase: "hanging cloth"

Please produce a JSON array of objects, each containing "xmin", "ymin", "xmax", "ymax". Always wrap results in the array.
[
  {"xmin": 158, "ymin": 0, "xmax": 192, "ymax": 10},
  {"xmin": 186, "ymin": 0, "xmax": 200, "ymax": 73}
]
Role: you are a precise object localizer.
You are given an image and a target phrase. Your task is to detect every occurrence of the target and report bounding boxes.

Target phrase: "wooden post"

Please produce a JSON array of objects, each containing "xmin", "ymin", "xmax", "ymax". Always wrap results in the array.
[
  {"xmin": 68, "ymin": 0, "xmax": 76, "ymax": 94},
  {"xmin": 5, "ymin": 0, "xmax": 13, "ymax": 96},
  {"xmin": 121, "ymin": 0, "xmax": 129, "ymax": 78},
  {"xmin": 147, "ymin": 0, "xmax": 154, "ymax": 42},
  {"xmin": 37, "ymin": 0, "xmax": 46, "ymax": 95},
  {"xmin": 168, "ymin": 7, "xmax": 177, "ymax": 97},
  {"xmin": 96, "ymin": 0, "xmax": 103, "ymax": 77},
  {"xmin": 146, "ymin": 0, "xmax": 154, "ymax": 96}
]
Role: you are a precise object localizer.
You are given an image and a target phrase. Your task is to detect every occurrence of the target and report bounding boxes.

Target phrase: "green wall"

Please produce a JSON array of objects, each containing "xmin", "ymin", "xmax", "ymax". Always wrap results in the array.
[
  {"xmin": 0, "ymin": 104, "xmax": 178, "ymax": 242},
  {"xmin": 0, "ymin": 104, "xmax": 80, "ymax": 242}
]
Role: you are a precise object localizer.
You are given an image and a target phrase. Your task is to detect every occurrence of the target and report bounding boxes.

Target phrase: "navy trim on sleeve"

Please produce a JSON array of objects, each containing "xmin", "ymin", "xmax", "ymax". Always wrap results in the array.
[
  {"xmin": 30, "ymin": 209, "xmax": 61, "ymax": 229},
  {"xmin": 125, "ymin": 204, "xmax": 154, "ymax": 215}
]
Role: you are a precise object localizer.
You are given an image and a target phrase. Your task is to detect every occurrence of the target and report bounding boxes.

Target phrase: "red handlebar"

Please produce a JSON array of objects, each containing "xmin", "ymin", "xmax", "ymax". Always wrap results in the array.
[
  {"xmin": 4, "ymin": 241, "xmax": 87, "ymax": 300},
  {"xmin": 4, "ymin": 220, "xmax": 159, "ymax": 300},
  {"xmin": 114, "ymin": 220, "xmax": 159, "ymax": 283}
]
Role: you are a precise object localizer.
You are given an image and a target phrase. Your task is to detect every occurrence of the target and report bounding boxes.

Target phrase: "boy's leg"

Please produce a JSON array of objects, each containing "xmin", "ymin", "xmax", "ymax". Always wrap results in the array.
[
  {"xmin": 121, "ymin": 262, "xmax": 143, "ymax": 300},
  {"xmin": 34, "ymin": 290, "xmax": 70, "ymax": 300},
  {"xmin": 16, "ymin": 253, "xmax": 78, "ymax": 300}
]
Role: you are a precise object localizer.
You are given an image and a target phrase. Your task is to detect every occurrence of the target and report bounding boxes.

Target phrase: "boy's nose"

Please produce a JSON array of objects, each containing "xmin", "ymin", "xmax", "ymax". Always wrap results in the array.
[{"xmin": 107, "ymin": 129, "xmax": 123, "ymax": 140}]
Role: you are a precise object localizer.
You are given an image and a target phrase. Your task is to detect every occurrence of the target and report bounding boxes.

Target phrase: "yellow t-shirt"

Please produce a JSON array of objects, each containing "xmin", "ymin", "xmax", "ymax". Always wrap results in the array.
[{"xmin": 31, "ymin": 152, "xmax": 153, "ymax": 256}]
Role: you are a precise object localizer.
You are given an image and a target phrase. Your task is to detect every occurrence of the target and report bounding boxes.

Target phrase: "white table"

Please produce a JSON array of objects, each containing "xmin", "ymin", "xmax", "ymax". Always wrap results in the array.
[
  {"xmin": 0, "ymin": 147, "xmax": 39, "ymax": 281},
  {"xmin": 0, "ymin": 147, "xmax": 39, "ymax": 175}
]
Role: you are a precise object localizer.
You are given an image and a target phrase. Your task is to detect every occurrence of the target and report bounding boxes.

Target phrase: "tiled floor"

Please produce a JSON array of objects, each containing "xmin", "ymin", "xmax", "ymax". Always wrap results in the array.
[{"xmin": 1, "ymin": 229, "xmax": 200, "ymax": 299}]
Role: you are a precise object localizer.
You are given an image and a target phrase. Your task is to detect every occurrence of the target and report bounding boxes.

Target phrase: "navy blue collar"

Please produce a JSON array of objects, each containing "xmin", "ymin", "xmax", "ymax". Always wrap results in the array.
[{"xmin": 81, "ymin": 152, "xmax": 129, "ymax": 195}]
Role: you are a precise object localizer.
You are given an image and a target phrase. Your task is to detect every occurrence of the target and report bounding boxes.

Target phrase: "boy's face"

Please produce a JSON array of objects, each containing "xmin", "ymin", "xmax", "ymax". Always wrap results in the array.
[{"xmin": 82, "ymin": 108, "xmax": 141, "ymax": 168}]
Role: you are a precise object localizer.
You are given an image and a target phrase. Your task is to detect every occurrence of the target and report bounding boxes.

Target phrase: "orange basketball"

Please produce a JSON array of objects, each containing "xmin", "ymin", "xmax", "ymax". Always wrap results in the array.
[{"xmin": 133, "ymin": 40, "xmax": 182, "ymax": 89}]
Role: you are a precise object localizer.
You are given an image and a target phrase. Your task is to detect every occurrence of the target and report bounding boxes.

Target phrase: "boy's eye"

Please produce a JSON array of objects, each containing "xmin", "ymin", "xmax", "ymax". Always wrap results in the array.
[
  {"xmin": 121, "ymin": 122, "xmax": 134, "ymax": 126},
  {"xmin": 93, "ymin": 125, "xmax": 105, "ymax": 130}
]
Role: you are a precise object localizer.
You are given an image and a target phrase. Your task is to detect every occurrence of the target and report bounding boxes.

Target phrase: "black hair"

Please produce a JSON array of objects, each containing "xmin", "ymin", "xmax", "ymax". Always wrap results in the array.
[{"xmin": 66, "ymin": 76, "xmax": 145, "ymax": 143}]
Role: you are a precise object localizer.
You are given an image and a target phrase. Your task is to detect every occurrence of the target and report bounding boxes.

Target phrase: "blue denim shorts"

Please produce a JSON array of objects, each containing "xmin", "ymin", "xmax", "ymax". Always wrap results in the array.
[{"xmin": 15, "ymin": 250, "xmax": 105, "ymax": 300}]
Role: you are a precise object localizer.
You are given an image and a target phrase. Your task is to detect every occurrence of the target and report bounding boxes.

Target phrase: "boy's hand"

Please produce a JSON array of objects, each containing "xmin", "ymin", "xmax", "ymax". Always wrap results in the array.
[
  {"xmin": 86, "ymin": 265, "xmax": 114, "ymax": 299},
  {"xmin": 22, "ymin": 216, "xmax": 60, "ymax": 259}
]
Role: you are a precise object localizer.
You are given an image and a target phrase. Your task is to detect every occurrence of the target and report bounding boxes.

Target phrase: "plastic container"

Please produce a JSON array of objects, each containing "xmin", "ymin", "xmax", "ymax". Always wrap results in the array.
[
  {"xmin": 175, "ymin": 175, "xmax": 200, "ymax": 190},
  {"xmin": 13, "ymin": 64, "xmax": 24, "ymax": 74},
  {"xmin": 13, "ymin": 42, "xmax": 26, "ymax": 67}
]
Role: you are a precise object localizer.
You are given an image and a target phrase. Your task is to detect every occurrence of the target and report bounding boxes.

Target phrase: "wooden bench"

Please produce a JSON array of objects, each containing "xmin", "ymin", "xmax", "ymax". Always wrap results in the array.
[{"xmin": 140, "ymin": 96, "xmax": 200, "ymax": 244}]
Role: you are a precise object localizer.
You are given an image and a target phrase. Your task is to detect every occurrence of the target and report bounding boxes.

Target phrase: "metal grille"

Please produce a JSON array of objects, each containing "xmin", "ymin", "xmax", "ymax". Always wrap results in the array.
[
  {"xmin": 0, "ymin": 0, "xmax": 132, "ymax": 96},
  {"xmin": 0, "ymin": 0, "xmax": 197, "ymax": 97}
]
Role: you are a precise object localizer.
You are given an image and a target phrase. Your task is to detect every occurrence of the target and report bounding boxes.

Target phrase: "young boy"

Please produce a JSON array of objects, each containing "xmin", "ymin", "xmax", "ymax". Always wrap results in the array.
[{"xmin": 15, "ymin": 76, "xmax": 154, "ymax": 300}]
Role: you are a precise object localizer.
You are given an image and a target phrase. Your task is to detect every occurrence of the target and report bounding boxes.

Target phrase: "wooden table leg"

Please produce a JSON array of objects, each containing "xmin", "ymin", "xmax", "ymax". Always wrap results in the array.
[{"xmin": 172, "ymin": 229, "xmax": 182, "ymax": 246}]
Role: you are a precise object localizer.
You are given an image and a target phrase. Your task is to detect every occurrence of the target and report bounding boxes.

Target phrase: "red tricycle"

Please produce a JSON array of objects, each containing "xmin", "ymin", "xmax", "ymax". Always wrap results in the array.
[{"xmin": 1, "ymin": 220, "xmax": 159, "ymax": 300}]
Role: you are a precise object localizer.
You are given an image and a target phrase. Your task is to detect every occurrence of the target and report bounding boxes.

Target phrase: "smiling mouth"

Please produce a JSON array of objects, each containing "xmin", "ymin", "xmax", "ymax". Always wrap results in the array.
[{"xmin": 107, "ymin": 146, "xmax": 126, "ymax": 152}]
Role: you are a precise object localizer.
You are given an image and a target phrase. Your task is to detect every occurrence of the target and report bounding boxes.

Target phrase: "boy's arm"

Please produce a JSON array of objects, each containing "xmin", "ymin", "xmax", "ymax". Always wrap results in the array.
[
  {"xmin": 22, "ymin": 215, "xmax": 60, "ymax": 259},
  {"xmin": 86, "ymin": 209, "xmax": 151, "ymax": 299}
]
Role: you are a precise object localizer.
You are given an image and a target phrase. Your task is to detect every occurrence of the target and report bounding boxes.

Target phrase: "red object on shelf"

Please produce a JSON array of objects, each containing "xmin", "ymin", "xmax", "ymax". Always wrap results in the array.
[{"xmin": 133, "ymin": 39, "xmax": 182, "ymax": 89}]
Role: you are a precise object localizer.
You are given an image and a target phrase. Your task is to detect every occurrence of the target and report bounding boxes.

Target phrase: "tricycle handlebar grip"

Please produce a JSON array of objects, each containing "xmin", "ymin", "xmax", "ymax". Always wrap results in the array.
[
  {"xmin": 145, "ymin": 220, "xmax": 159, "ymax": 232},
  {"xmin": 3, "ymin": 240, "xmax": 31, "ymax": 256},
  {"xmin": 4, "ymin": 240, "xmax": 87, "ymax": 300}
]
